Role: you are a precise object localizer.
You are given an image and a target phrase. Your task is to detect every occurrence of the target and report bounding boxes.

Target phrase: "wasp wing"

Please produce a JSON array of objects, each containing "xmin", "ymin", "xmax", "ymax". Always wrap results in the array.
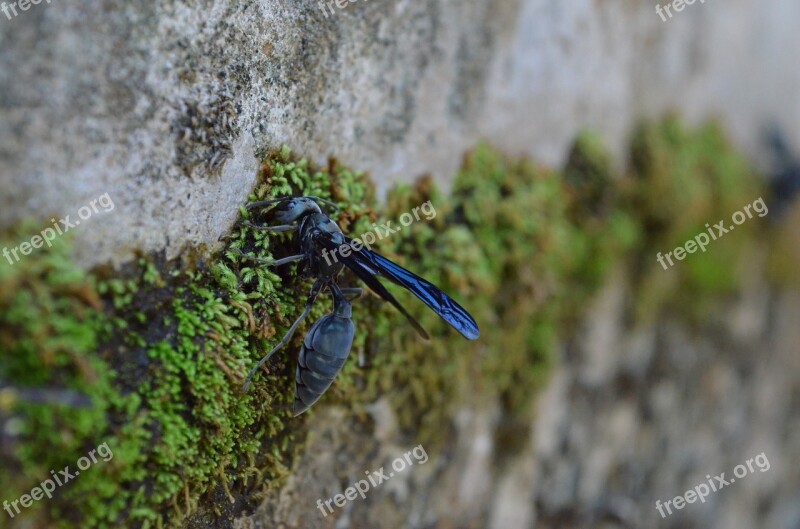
[
  {"xmin": 340, "ymin": 238, "xmax": 480, "ymax": 340},
  {"xmin": 315, "ymin": 234, "xmax": 430, "ymax": 339}
]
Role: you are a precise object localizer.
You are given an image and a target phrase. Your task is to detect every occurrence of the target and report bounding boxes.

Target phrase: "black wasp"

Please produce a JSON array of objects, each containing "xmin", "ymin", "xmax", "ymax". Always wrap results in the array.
[{"xmin": 234, "ymin": 196, "xmax": 479, "ymax": 416}]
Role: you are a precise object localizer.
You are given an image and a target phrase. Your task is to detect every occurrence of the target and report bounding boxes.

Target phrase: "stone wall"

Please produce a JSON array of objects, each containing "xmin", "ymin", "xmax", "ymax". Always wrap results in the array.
[{"xmin": 2, "ymin": 0, "xmax": 799, "ymax": 267}]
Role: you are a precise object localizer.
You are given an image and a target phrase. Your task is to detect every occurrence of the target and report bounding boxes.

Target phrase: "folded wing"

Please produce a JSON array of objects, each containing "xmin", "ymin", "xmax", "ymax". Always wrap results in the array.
[{"xmin": 316, "ymin": 232, "xmax": 479, "ymax": 340}]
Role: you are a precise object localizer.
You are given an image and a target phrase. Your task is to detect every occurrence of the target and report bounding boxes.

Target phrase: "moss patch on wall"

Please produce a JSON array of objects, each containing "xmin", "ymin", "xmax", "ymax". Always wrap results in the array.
[{"xmin": 0, "ymin": 119, "xmax": 787, "ymax": 528}]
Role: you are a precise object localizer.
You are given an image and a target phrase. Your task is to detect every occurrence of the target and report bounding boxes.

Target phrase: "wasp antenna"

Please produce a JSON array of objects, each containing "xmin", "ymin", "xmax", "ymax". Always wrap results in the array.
[
  {"xmin": 245, "ymin": 197, "xmax": 293, "ymax": 210},
  {"xmin": 410, "ymin": 319, "xmax": 430, "ymax": 340}
]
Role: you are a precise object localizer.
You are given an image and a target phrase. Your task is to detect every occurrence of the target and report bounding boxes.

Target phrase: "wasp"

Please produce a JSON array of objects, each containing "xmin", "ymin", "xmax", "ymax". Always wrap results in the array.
[{"xmin": 234, "ymin": 196, "xmax": 479, "ymax": 415}]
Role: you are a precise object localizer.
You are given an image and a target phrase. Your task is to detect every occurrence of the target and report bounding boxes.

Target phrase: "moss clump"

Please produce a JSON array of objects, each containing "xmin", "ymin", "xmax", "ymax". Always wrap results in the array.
[
  {"xmin": 366, "ymin": 143, "xmax": 638, "ymax": 437},
  {"xmin": 0, "ymin": 119, "xmax": 786, "ymax": 528},
  {"xmin": 625, "ymin": 117, "xmax": 766, "ymax": 320},
  {"xmin": 0, "ymin": 148, "xmax": 376, "ymax": 528},
  {"xmin": 564, "ymin": 130, "xmax": 616, "ymax": 216},
  {"xmin": 0, "ymin": 227, "xmax": 139, "ymax": 527}
]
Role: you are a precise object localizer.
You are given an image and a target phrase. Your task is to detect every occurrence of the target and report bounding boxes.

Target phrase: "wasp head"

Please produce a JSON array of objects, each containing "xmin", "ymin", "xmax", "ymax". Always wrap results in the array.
[{"xmin": 272, "ymin": 197, "xmax": 322, "ymax": 223}]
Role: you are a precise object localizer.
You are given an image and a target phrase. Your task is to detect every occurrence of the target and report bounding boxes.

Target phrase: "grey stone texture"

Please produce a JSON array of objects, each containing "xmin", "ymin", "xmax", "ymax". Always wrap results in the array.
[{"xmin": 1, "ymin": 0, "xmax": 799, "ymax": 267}]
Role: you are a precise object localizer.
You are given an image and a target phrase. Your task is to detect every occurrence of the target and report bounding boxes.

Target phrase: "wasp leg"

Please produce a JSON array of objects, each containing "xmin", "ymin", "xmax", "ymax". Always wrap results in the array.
[
  {"xmin": 358, "ymin": 348, "xmax": 369, "ymax": 368},
  {"xmin": 242, "ymin": 305, "xmax": 313, "ymax": 391},
  {"xmin": 245, "ymin": 196, "xmax": 338, "ymax": 211},
  {"xmin": 305, "ymin": 196, "xmax": 339, "ymax": 211},
  {"xmin": 231, "ymin": 248, "xmax": 304, "ymax": 266},
  {"xmin": 242, "ymin": 281, "xmax": 323, "ymax": 391},
  {"xmin": 245, "ymin": 198, "xmax": 289, "ymax": 210},
  {"xmin": 338, "ymin": 287, "xmax": 366, "ymax": 367},
  {"xmin": 221, "ymin": 222, "xmax": 293, "ymax": 243},
  {"xmin": 241, "ymin": 221, "xmax": 296, "ymax": 233},
  {"xmin": 338, "ymin": 287, "xmax": 362, "ymax": 301}
]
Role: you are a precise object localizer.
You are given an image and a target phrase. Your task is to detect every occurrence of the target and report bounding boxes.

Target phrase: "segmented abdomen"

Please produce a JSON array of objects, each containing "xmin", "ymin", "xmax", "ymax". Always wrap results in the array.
[{"xmin": 293, "ymin": 314, "xmax": 354, "ymax": 416}]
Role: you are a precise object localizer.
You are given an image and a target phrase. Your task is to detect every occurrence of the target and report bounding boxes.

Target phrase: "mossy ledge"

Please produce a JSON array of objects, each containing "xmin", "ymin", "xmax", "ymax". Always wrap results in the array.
[{"xmin": 0, "ymin": 118, "xmax": 790, "ymax": 528}]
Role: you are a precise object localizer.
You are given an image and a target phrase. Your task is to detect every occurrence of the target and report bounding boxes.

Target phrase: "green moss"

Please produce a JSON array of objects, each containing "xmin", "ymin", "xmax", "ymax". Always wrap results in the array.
[
  {"xmin": 766, "ymin": 206, "xmax": 800, "ymax": 286},
  {"xmin": 0, "ymin": 228, "xmax": 138, "ymax": 527},
  {"xmin": 564, "ymin": 130, "xmax": 615, "ymax": 215},
  {"xmin": 0, "ymin": 119, "xmax": 786, "ymax": 528},
  {"xmin": 0, "ymin": 147, "xmax": 375, "ymax": 528},
  {"xmin": 625, "ymin": 117, "xmax": 766, "ymax": 320}
]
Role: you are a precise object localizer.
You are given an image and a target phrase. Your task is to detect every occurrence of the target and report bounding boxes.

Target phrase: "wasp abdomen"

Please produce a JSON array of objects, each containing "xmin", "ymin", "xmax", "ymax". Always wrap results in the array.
[{"xmin": 293, "ymin": 313, "xmax": 354, "ymax": 416}]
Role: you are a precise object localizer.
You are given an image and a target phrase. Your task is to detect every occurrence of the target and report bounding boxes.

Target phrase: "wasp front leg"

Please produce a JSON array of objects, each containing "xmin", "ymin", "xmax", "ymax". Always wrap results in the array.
[
  {"xmin": 230, "ymin": 247, "xmax": 304, "ymax": 267},
  {"xmin": 241, "ymin": 221, "xmax": 297, "ymax": 233}
]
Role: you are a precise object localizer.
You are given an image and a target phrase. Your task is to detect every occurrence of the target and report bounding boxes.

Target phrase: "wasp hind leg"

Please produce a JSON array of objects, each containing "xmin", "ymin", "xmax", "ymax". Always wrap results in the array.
[
  {"xmin": 339, "ymin": 287, "xmax": 362, "ymax": 301},
  {"xmin": 241, "ymin": 281, "xmax": 323, "ymax": 391},
  {"xmin": 336, "ymin": 287, "xmax": 368, "ymax": 367}
]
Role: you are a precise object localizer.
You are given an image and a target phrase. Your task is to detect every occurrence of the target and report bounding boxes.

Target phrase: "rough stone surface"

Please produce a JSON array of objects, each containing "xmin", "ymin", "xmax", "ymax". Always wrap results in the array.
[
  {"xmin": 2, "ymin": 0, "xmax": 799, "ymax": 267},
  {"xmin": 244, "ymin": 268, "xmax": 800, "ymax": 529}
]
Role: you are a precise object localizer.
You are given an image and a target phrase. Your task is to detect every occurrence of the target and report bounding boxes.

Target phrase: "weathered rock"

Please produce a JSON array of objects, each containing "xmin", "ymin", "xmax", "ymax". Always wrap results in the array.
[{"xmin": 2, "ymin": 0, "xmax": 799, "ymax": 267}]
